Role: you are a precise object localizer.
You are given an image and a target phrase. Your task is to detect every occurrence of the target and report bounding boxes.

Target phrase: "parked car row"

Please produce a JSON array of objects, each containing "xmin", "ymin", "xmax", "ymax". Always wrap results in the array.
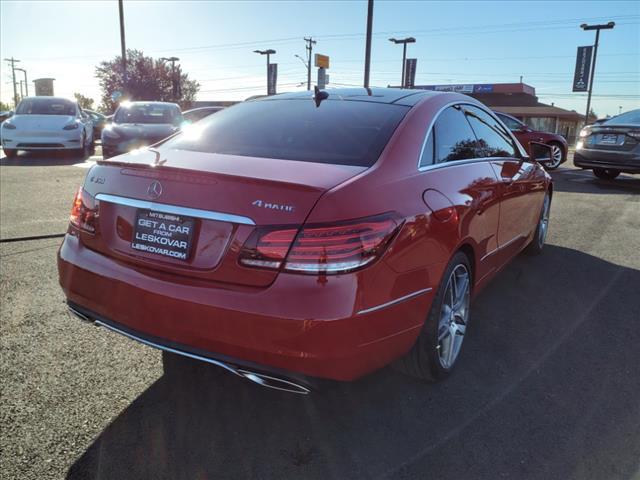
[{"xmin": 1, "ymin": 99, "xmax": 222, "ymax": 159}]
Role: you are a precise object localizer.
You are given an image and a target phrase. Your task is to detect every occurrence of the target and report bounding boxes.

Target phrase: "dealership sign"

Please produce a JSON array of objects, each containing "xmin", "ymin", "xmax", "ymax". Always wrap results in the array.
[
  {"xmin": 418, "ymin": 84, "xmax": 494, "ymax": 93},
  {"xmin": 572, "ymin": 46, "xmax": 593, "ymax": 92}
]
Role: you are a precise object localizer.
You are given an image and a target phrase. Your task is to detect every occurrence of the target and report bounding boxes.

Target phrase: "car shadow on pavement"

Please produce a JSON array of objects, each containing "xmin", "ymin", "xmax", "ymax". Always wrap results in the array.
[
  {"xmin": 66, "ymin": 245, "xmax": 640, "ymax": 480},
  {"xmin": 550, "ymin": 169, "xmax": 640, "ymax": 195},
  {"xmin": 0, "ymin": 150, "xmax": 90, "ymax": 166}
]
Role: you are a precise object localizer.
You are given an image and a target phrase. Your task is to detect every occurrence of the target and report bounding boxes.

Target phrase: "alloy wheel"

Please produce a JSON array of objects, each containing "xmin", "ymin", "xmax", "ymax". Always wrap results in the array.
[
  {"xmin": 437, "ymin": 264, "xmax": 470, "ymax": 369},
  {"xmin": 548, "ymin": 144, "xmax": 563, "ymax": 169}
]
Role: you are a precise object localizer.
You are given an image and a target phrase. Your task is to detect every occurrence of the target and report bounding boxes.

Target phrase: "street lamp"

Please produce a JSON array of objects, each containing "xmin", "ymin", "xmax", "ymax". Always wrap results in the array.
[
  {"xmin": 580, "ymin": 21, "xmax": 614, "ymax": 125},
  {"xmin": 14, "ymin": 67, "xmax": 28, "ymax": 97},
  {"xmin": 159, "ymin": 56, "xmax": 180, "ymax": 101},
  {"xmin": 254, "ymin": 49, "xmax": 276, "ymax": 95},
  {"xmin": 389, "ymin": 37, "xmax": 416, "ymax": 88}
]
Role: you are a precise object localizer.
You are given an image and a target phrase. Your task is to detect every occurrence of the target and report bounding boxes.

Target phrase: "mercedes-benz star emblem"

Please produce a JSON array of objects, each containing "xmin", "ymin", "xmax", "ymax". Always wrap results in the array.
[{"xmin": 147, "ymin": 181, "xmax": 163, "ymax": 199}]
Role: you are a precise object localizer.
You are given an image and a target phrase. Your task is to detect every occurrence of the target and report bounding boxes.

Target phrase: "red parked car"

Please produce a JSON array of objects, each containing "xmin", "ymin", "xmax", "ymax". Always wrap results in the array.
[
  {"xmin": 58, "ymin": 88, "xmax": 553, "ymax": 394},
  {"xmin": 495, "ymin": 111, "xmax": 568, "ymax": 170}
]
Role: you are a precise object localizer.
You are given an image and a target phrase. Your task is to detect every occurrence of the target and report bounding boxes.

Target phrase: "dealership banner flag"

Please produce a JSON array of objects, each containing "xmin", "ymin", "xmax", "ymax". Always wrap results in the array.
[
  {"xmin": 268, "ymin": 63, "xmax": 278, "ymax": 95},
  {"xmin": 404, "ymin": 58, "xmax": 417, "ymax": 88},
  {"xmin": 573, "ymin": 46, "xmax": 593, "ymax": 92}
]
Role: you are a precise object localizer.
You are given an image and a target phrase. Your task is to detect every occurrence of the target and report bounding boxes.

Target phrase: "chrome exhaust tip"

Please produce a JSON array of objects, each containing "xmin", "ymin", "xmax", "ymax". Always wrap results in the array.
[
  {"xmin": 238, "ymin": 369, "xmax": 311, "ymax": 395},
  {"xmin": 68, "ymin": 305, "xmax": 92, "ymax": 323}
]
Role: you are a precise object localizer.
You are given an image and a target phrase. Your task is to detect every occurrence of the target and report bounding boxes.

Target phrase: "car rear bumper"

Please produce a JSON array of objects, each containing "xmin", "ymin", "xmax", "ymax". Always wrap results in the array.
[
  {"xmin": 57, "ymin": 233, "xmax": 434, "ymax": 381},
  {"xmin": 574, "ymin": 149, "xmax": 640, "ymax": 173}
]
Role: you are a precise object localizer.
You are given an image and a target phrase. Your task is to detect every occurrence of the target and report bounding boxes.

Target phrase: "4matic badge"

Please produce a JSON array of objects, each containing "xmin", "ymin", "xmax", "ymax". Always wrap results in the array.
[{"xmin": 252, "ymin": 200, "xmax": 295, "ymax": 212}]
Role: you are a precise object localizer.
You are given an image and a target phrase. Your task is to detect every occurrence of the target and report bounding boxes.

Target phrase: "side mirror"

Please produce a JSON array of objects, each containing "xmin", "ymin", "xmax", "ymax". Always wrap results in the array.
[
  {"xmin": 529, "ymin": 141, "xmax": 554, "ymax": 166},
  {"xmin": 518, "ymin": 124, "xmax": 530, "ymax": 132},
  {"xmin": 8, "ymin": 111, "xmax": 14, "ymax": 117}
]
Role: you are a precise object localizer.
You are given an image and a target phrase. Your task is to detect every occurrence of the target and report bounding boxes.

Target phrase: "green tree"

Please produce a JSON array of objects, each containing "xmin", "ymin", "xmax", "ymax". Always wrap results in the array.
[
  {"xmin": 0, "ymin": 100, "xmax": 11, "ymax": 112},
  {"xmin": 73, "ymin": 93, "xmax": 94, "ymax": 110},
  {"xmin": 95, "ymin": 49, "xmax": 199, "ymax": 113}
]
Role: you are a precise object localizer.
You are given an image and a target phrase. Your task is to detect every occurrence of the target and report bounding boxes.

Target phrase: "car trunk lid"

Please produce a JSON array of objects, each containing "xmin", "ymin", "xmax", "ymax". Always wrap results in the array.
[{"xmin": 80, "ymin": 149, "xmax": 366, "ymax": 287}]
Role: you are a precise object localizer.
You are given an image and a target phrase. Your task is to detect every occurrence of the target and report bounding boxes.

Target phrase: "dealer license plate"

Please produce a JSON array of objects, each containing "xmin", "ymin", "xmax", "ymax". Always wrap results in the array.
[
  {"xmin": 131, "ymin": 210, "xmax": 195, "ymax": 261},
  {"xmin": 598, "ymin": 134, "xmax": 619, "ymax": 145}
]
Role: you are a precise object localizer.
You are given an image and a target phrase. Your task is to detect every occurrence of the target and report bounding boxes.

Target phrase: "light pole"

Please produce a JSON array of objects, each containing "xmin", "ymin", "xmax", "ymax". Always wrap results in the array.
[
  {"xmin": 159, "ymin": 56, "xmax": 180, "ymax": 101},
  {"xmin": 118, "ymin": 0, "xmax": 127, "ymax": 96},
  {"xmin": 363, "ymin": 0, "xmax": 373, "ymax": 89},
  {"xmin": 580, "ymin": 21, "xmax": 614, "ymax": 126},
  {"xmin": 389, "ymin": 37, "xmax": 416, "ymax": 88},
  {"xmin": 254, "ymin": 49, "xmax": 276, "ymax": 95},
  {"xmin": 15, "ymin": 67, "xmax": 28, "ymax": 97},
  {"xmin": 294, "ymin": 54, "xmax": 309, "ymax": 89},
  {"xmin": 3, "ymin": 57, "xmax": 20, "ymax": 107}
]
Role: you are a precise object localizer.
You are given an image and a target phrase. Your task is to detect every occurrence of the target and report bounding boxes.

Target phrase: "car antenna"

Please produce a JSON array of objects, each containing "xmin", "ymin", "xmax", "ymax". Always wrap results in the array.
[
  {"xmin": 313, "ymin": 86, "xmax": 329, "ymax": 108},
  {"xmin": 148, "ymin": 147, "xmax": 166, "ymax": 167}
]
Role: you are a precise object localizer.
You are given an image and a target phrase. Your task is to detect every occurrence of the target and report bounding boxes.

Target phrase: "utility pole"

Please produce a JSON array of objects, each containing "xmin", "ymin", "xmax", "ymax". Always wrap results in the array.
[
  {"xmin": 15, "ymin": 68, "xmax": 28, "ymax": 97},
  {"xmin": 254, "ymin": 49, "xmax": 276, "ymax": 95},
  {"xmin": 118, "ymin": 0, "xmax": 127, "ymax": 96},
  {"xmin": 3, "ymin": 57, "xmax": 20, "ymax": 107},
  {"xmin": 160, "ymin": 57, "xmax": 180, "ymax": 101},
  {"xmin": 580, "ymin": 21, "xmax": 615, "ymax": 126},
  {"xmin": 363, "ymin": 0, "xmax": 373, "ymax": 89},
  {"xmin": 304, "ymin": 37, "xmax": 316, "ymax": 91},
  {"xmin": 389, "ymin": 37, "xmax": 415, "ymax": 88}
]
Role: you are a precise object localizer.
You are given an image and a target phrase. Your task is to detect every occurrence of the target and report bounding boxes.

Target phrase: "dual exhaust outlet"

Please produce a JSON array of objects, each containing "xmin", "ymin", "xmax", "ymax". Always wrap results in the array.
[{"xmin": 67, "ymin": 305, "xmax": 311, "ymax": 395}]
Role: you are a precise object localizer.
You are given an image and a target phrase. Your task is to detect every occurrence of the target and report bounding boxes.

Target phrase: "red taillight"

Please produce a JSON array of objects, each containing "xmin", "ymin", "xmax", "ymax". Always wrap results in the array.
[
  {"xmin": 238, "ymin": 214, "xmax": 401, "ymax": 274},
  {"xmin": 69, "ymin": 187, "xmax": 97, "ymax": 233}
]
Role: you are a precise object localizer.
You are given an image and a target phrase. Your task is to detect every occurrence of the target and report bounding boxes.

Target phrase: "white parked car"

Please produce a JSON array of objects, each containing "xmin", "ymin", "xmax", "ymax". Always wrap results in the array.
[{"xmin": 1, "ymin": 97, "xmax": 93, "ymax": 158}]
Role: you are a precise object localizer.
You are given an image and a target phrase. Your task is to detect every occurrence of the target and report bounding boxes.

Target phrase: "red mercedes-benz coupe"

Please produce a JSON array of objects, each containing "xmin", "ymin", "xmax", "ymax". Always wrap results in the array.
[{"xmin": 58, "ymin": 88, "xmax": 553, "ymax": 394}]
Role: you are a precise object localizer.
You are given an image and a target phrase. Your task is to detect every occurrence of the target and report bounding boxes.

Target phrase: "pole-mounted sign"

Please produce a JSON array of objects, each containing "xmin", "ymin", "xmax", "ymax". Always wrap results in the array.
[
  {"xmin": 572, "ymin": 46, "xmax": 593, "ymax": 92},
  {"xmin": 268, "ymin": 63, "xmax": 278, "ymax": 95},
  {"xmin": 404, "ymin": 58, "xmax": 417, "ymax": 89},
  {"xmin": 314, "ymin": 54, "xmax": 330, "ymax": 69}
]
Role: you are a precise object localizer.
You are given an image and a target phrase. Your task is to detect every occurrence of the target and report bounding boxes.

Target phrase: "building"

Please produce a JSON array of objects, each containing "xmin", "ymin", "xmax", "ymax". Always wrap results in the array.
[{"xmin": 414, "ymin": 83, "xmax": 589, "ymax": 143}]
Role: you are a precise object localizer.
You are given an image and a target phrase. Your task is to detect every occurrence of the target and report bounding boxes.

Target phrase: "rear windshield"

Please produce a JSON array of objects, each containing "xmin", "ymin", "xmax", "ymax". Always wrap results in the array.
[
  {"xmin": 165, "ymin": 99, "xmax": 409, "ymax": 167},
  {"xmin": 603, "ymin": 109, "xmax": 640, "ymax": 126},
  {"xmin": 115, "ymin": 103, "xmax": 182, "ymax": 125},
  {"xmin": 16, "ymin": 98, "xmax": 76, "ymax": 116}
]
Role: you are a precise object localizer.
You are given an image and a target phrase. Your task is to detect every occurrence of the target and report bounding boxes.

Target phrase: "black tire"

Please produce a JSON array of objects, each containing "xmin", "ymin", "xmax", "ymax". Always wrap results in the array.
[
  {"xmin": 74, "ymin": 133, "xmax": 89, "ymax": 159},
  {"xmin": 2, "ymin": 148, "xmax": 17, "ymax": 158},
  {"xmin": 394, "ymin": 251, "xmax": 472, "ymax": 381},
  {"xmin": 524, "ymin": 191, "xmax": 551, "ymax": 256},
  {"xmin": 545, "ymin": 141, "xmax": 565, "ymax": 170},
  {"xmin": 593, "ymin": 168, "xmax": 620, "ymax": 180}
]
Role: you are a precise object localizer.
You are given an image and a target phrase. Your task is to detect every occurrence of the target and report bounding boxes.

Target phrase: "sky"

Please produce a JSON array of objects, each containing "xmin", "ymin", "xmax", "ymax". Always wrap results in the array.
[{"xmin": 1, "ymin": 0, "xmax": 639, "ymax": 117}]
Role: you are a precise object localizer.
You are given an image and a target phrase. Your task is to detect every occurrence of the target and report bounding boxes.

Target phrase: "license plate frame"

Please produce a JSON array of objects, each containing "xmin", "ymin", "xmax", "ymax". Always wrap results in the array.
[
  {"xmin": 131, "ymin": 209, "xmax": 195, "ymax": 261},
  {"xmin": 598, "ymin": 134, "xmax": 619, "ymax": 145}
]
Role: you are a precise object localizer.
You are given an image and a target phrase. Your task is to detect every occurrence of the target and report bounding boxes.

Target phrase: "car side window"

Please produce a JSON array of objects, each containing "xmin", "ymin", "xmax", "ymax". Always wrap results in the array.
[
  {"xmin": 419, "ymin": 130, "xmax": 434, "ymax": 167},
  {"xmin": 433, "ymin": 106, "xmax": 478, "ymax": 163},
  {"xmin": 497, "ymin": 114, "xmax": 522, "ymax": 131},
  {"xmin": 464, "ymin": 106, "xmax": 517, "ymax": 158}
]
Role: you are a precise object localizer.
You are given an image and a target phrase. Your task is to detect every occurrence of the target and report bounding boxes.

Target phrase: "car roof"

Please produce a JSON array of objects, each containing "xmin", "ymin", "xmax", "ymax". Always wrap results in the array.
[
  {"xmin": 20, "ymin": 96, "xmax": 76, "ymax": 103},
  {"xmin": 122, "ymin": 101, "xmax": 180, "ymax": 107},
  {"xmin": 260, "ymin": 87, "xmax": 441, "ymax": 106},
  {"xmin": 183, "ymin": 106, "xmax": 224, "ymax": 113}
]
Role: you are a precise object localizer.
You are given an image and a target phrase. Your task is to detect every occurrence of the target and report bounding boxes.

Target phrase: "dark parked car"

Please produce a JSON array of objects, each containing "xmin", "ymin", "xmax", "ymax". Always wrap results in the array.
[
  {"xmin": 83, "ymin": 109, "xmax": 107, "ymax": 139},
  {"xmin": 182, "ymin": 106, "xmax": 224, "ymax": 123},
  {"xmin": 0, "ymin": 110, "xmax": 12, "ymax": 124},
  {"xmin": 60, "ymin": 88, "xmax": 554, "ymax": 394},
  {"xmin": 495, "ymin": 112, "xmax": 568, "ymax": 170},
  {"xmin": 101, "ymin": 101, "xmax": 183, "ymax": 159},
  {"xmin": 574, "ymin": 109, "xmax": 640, "ymax": 179}
]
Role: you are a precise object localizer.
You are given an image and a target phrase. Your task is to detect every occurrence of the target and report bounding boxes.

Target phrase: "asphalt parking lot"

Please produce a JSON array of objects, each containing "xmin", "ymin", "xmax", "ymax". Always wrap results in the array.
[{"xmin": 1, "ymin": 150, "xmax": 639, "ymax": 480}]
